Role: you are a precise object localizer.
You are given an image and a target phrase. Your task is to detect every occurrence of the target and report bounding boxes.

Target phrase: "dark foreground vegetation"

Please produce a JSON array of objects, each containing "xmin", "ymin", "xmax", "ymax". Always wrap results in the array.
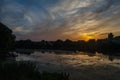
[
  {"xmin": 0, "ymin": 61, "xmax": 69, "ymax": 80},
  {"xmin": 16, "ymin": 33, "xmax": 120, "ymax": 55}
]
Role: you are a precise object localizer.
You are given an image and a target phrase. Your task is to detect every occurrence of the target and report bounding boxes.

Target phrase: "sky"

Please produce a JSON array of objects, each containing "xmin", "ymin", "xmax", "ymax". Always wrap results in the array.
[{"xmin": 0, "ymin": 0, "xmax": 120, "ymax": 41}]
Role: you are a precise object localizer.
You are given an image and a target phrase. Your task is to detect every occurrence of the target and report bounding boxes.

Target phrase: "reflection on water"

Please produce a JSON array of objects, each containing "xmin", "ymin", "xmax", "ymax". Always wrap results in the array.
[
  {"xmin": 16, "ymin": 51, "xmax": 120, "ymax": 69},
  {"xmin": 15, "ymin": 50, "xmax": 120, "ymax": 80}
]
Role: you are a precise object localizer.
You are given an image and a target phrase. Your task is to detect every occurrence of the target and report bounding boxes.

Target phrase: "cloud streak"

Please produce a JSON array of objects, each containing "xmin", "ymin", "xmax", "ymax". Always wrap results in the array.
[{"xmin": 0, "ymin": 0, "xmax": 120, "ymax": 40}]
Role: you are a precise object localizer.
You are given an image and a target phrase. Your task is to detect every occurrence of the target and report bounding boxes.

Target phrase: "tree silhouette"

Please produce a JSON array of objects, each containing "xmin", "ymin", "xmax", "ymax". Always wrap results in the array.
[
  {"xmin": 15, "ymin": 33, "xmax": 120, "ymax": 54},
  {"xmin": 108, "ymin": 33, "xmax": 114, "ymax": 39},
  {"xmin": 0, "ymin": 22, "xmax": 16, "ymax": 54}
]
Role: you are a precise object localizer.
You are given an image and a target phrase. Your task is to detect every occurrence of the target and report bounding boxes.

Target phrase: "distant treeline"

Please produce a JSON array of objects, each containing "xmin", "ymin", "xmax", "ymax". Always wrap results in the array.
[{"xmin": 16, "ymin": 33, "xmax": 120, "ymax": 54}]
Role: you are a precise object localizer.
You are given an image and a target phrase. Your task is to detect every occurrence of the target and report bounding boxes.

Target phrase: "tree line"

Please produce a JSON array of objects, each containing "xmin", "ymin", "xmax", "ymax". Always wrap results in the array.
[{"xmin": 16, "ymin": 33, "xmax": 120, "ymax": 54}]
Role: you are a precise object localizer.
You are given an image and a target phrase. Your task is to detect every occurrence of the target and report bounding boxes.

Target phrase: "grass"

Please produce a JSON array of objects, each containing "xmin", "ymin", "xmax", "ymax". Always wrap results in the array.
[{"xmin": 0, "ymin": 61, "xmax": 69, "ymax": 80}]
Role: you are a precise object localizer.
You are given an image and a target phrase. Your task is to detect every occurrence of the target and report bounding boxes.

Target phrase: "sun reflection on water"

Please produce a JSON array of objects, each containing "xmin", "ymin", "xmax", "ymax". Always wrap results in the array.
[{"xmin": 16, "ymin": 51, "xmax": 120, "ymax": 69}]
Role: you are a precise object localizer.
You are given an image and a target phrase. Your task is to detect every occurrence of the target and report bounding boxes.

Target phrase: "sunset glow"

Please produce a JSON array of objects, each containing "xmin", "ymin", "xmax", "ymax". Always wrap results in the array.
[{"xmin": 0, "ymin": 0, "xmax": 120, "ymax": 41}]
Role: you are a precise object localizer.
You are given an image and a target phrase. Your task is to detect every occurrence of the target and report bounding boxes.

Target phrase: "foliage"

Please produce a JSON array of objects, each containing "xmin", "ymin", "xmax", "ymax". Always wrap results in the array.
[
  {"xmin": 0, "ymin": 61, "xmax": 69, "ymax": 80},
  {"xmin": 0, "ymin": 22, "xmax": 16, "ymax": 53}
]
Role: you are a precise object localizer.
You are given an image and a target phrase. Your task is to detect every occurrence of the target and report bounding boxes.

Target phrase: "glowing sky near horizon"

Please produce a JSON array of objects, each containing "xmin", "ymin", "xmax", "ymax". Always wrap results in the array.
[{"xmin": 0, "ymin": 0, "xmax": 120, "ymax": 41}]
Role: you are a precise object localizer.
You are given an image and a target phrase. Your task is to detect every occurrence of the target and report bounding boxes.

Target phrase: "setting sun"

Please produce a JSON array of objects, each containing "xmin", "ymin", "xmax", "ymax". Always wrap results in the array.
[
  {"xmin": 82, "ymin": 33, "xmax": 96, "ymax": 41},
  {"xmin": 84, "ymin": 36, "xmax": 95, "ymax": 41}
]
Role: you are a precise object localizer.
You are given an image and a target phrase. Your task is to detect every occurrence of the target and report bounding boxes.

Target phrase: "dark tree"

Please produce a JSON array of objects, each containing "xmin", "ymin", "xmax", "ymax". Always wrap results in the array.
[
  {"xmin": 0, "ymin": 22, "xmax": 16, "ymax": 53},
  {"xmin": 108, "ymin": 33, "xmax": 114, "ymax": 39}
]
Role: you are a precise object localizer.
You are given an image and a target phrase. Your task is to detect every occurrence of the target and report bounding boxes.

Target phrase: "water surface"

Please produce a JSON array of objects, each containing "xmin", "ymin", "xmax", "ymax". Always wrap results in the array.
[{"xmin": 16, "ymin": 50, "xmax": 120, "ymax": 80}]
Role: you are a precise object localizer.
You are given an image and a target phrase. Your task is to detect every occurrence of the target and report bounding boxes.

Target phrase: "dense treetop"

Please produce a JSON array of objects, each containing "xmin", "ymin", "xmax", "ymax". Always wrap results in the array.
[{"xmin": 0, "ymin": 22, "xmax": 16, "ymax": 53}]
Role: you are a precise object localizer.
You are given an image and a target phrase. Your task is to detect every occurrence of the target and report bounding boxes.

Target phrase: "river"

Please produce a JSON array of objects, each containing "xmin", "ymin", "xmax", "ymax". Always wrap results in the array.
[{"xmin": 15, "ymin": 50, "xmax": 120, "ymax": 80}]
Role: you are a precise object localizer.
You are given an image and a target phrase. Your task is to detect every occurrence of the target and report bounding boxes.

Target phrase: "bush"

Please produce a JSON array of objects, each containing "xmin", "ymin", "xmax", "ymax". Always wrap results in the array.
[{"xmin": 0, "ymin": 61, "xmax": 69, "ymax": 80}]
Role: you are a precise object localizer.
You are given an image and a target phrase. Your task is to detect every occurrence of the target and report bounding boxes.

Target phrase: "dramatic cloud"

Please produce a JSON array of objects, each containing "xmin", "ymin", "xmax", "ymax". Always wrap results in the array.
[{"xmin": 0, "ymin": 0, "xmax": 120, "ymax": 41}]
